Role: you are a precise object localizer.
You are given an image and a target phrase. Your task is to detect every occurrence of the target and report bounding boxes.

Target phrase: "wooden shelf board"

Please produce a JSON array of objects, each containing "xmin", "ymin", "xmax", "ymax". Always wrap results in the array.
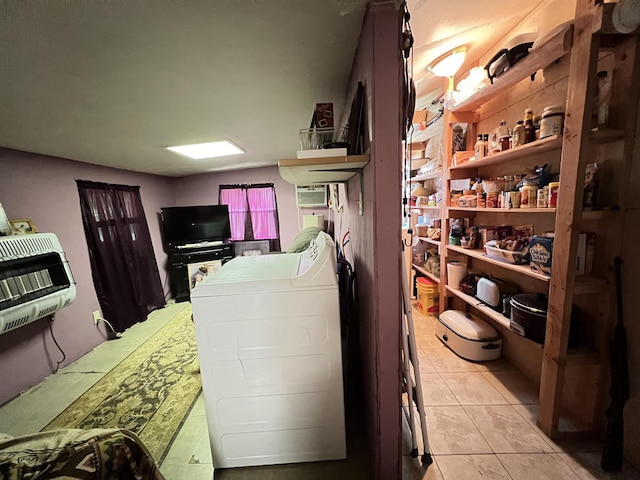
[
  {"xmin": 415, "ymin": 206, "xmax": 441, "ymax": 211},
  {"xmin": 278, "ymin": 154, "xmax": 369, "ymax": 185},
  {"xmin": 449, "ymin": 25, "xmax": 573, "ymax": 112},
  {"xmin": 450, "ymin": 135, "xmax": 562, "ymax": 170},
  {"xmin": 412, "ymin": 264, "xmax": 441, "ymax": 284},
  {"xmin": 563, "ymin": 346, "xmax": 601, "ymax": 366},
  {"xmin": 447, "ymin": 245, "xmax": 551, "ymax": 282},
  {"xmin": 589, "ymin": 129, "xmax": 625, "ymax": 143},
  {"xmin": 445, "ymin": 285, "xmax": 510, "ymax": 328},
  {"xmin": 417, "ymin": 237, "xmax": 441, "ymax": 247},
  {"xmin": 573, "ymin": 275, "xmax": 608, "ymax": 295},
  {"xmin": 581, "ymin": 208, "xmax": 621, "ymax": 220},
  {"xmin": 448, "ymin": 207, "xmax": 556, "ymax": 214},
  {"xmin": 446, "ymin": 286, "xmax": 599, "ymax": 365},
  {"xmin": 409, "ymin": 170, "xmax": 443, "ymax": 182}
]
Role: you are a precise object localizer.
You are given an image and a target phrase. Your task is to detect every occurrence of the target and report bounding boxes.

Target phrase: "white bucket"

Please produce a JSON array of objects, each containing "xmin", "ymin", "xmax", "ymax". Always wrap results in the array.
[{"xmin": 447, "ymin": 262, "xmax": 467, "ymax": 290}]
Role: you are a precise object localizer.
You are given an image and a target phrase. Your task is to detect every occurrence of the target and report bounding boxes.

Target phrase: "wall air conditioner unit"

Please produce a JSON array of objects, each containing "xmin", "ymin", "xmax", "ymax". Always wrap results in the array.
[
  {"xmin": 0, "ymin": 233, "xmax": 76, "ymax": 335},
  {"xmin": 295, "ymin": 185, "xmax": 328, "ymax": 208}
]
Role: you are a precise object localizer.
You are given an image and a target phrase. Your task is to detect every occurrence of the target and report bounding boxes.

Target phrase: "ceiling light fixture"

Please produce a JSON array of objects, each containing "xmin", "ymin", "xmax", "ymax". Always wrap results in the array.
[
  {"xmin": 166, "ymin": 141, "xmax": 245, "ymax": 159},
  {"xmin": 428, "ymin": 46, "xmax": 468, "ymax": 78}
]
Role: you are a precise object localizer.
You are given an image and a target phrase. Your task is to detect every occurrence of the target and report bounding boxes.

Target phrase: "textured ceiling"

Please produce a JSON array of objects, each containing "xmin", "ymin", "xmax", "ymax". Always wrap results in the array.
[
  {"xmin": 1, "ymin": 1, "xmax": 553, "ymax": 177},
  {"xmin": 0, "ymin": 1, "xmax": 368, "ymax": 177}
]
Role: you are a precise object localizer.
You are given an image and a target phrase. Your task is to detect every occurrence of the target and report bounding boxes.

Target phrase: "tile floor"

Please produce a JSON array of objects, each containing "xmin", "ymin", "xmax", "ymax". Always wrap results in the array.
[
  {"xmin": 0, "ymin": 301, "xmax": 638, "ymax": 479},
  {"xmin": 404, "ymin": 305, "xmax": 640, "ymax": 479}
]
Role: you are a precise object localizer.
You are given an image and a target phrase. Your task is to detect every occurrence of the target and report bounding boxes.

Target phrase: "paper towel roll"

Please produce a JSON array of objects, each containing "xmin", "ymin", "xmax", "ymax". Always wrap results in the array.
[{"xmin": 447, "ymin": 262, "xmax": 467, "ymax": 290}]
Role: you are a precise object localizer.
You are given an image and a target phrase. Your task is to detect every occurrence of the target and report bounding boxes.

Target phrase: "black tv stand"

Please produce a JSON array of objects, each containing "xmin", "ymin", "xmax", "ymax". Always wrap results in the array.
[{"xmin": 167, "ymin": 242, "xmax": 233, "ymax": 303}]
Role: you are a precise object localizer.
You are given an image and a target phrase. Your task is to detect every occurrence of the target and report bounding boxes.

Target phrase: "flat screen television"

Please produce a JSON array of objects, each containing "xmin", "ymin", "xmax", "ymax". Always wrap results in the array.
[{"xmin": 161, "ymin": 205, "xmax": 231, "ymax": 250}]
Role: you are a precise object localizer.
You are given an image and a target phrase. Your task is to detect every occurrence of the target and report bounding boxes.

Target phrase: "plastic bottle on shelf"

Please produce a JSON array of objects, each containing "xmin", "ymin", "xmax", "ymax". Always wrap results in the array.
[
  {"xmin": 512, "ymin": 121, "xmax": 525, "ymax": 147},
  {"xmin": 474, "ymin": 134, "xmax": 485, "ymax": 160},
  {"xmin": 483, "ymin": 134, "xmax": 489, "ymax": 156},
  {"xmin": 524, "ymin": 108, "xmax": 536, "ymax": 143}
]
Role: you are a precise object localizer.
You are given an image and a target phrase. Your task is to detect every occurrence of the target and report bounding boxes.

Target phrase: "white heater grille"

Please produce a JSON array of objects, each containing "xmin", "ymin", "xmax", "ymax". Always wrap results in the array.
[{"xmin": 0, "ymin": 233, "xmax": 76, "ymax": 335}]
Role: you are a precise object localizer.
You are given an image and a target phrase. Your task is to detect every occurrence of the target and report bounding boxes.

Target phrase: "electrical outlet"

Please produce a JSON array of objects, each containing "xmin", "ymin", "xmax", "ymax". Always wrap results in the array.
[{"xmin": 92, "ymin": 310, "xmax": 101, "ymax": 324}]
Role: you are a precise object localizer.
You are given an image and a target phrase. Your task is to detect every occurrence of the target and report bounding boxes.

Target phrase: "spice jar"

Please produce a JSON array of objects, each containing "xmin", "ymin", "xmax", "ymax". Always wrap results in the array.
[
  {"xmin": 548, "ymin": 182, "xmax": 560, "ymax": 208},
  {"xmin": 540, "ymin": 105, "xmax": 565, "ymax": 138},
  {"xmin": 520, "ymin": 184, "xmax": 538, "ymax": 208}
]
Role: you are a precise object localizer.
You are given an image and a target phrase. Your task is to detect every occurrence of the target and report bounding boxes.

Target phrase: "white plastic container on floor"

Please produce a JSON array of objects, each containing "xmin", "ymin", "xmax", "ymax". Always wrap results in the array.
[{"xmin": 436, "ymin": 310, "xmax": 502, "ymax": 361}]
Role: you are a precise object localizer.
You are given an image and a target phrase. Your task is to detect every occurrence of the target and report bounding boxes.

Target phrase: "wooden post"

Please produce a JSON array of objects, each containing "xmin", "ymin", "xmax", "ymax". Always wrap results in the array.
[{"xmin": 537, "ymin": 0, "xmax": 602, "ymax": 437}]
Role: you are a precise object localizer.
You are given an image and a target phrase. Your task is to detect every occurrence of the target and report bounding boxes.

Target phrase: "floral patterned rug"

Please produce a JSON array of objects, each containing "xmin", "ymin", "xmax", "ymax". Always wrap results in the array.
[{"xmin": 42, "ymin": 303, "xmax": 201, "ymax": 464}]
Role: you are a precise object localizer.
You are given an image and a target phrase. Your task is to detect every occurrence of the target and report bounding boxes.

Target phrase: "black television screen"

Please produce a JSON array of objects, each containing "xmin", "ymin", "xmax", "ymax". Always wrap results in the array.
[{"xmin": 161, "ymin": 205, "xmax": 231, "ymax": 249}]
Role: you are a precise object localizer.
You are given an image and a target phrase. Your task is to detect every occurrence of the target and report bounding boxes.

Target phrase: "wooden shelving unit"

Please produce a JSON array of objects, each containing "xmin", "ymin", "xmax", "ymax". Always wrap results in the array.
[
  {"xmin": 445, "ymin": 286, "xmax": 599, "ymax": 366},
  {"xmin": 414, "ymin": 206, "xmax": 441, "ymax": 212},
  {"xmin": 448, "ymin": 207, "xmax": 556, "ymax": 214},
  {"xmin": 435, "ymin": 1, "xmax": 638, "ymax": 439},
  {"xmin": 409, "ymin": 170, "xmax": 444, "ymax": 182},
  {"xmin": 446, "ymin": 245, "xmax": 550, "ymax": 282},
  {"xmin": 445, "ymin": 286, "xmax": 510, "ymax": 328},
  {"xmin": 449, "ymin": 24, "xmax": 573, "ymax": 112},
  {"xmin": 449, "ymin": 135, "xmax": 563, "ymax": 170},
  {"xmin": 417, "ymin": 237, "xmax": 441, "ymax": 249},
  {"xmin": 413, "ymin": 264, "xmax": 440, "ymax": 284}
]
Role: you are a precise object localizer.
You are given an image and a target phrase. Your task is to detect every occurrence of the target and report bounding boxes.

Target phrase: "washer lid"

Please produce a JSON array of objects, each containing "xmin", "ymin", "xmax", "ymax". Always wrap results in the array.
[{"xmin": 438, "ymin": 310, "xmax": 499, "ymax": 341}]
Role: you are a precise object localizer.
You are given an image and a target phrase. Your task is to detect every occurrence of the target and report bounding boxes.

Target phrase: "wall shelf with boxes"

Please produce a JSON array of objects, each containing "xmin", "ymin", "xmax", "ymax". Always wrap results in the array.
[{"xmin": 437, "ymin": 0, "xmax": 639, "ymax": 440}]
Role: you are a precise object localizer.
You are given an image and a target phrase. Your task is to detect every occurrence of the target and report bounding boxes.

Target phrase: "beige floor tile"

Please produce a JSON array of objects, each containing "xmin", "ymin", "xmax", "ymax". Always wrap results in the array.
[
  {"xmin": 481, "ymin": 370, "xmax": 539, "ymax": 405},
  {"xmin": 403, "ymin": 455, "xmax": 443, "ymax": 480},
  {"xmin": 497, "ymin": 453, "xmax": 583, "ymax": 479},
  {"xmin": 440, "ymin": 372, "xmax": 509, "ymax": 405},
  {"xmin": 416, "ymin": 333, "xmax": 445, "ymax": 349},
  {"xmin": 510, "ymin": 404, "xmax": 602, "ymax": 454},
  {"xmin": 423, "ymin": 348, "xmax": 480, "ymax": 373},
  {"xmin": 415, "ymin": 349, "xmax": 437, "ymax": 374},
  {"xmin": 436, "ymin": 454, "xmax": 512, "ymax": 480},
  {"xmin": 424, "ymin": 406, "xmax": 492, "ymax": 455},
  {"xmin": 419, "ymin": 373, "xmax": 459, "ymax": 406},
  {"xmin": 556, "ymin": 452, "xmax": 640, "ymax": 479},
  {"xmin": 472, "ymin": 357, "xmax": 515, "ymax": 373},
  {"xmin": 464, "ymin": 405, "xmax": 554, "ymax": 454}
]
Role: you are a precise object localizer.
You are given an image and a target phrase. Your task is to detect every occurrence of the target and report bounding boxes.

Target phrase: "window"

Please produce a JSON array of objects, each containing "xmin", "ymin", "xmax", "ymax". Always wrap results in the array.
[{"xmin": 219, "ymin": 184, "xmax": 281, "ymax": 250}]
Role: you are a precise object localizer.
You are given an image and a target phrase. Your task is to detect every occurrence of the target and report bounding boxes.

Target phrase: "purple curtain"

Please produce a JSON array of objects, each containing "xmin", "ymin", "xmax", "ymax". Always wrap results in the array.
[
  {"xmin": 219, "ymin": 184, "xmax": 281, "ymax": 251},
  {"xmin": 219, "ymin": 188, "xmax": 248, "ymax": 241},
  {"xmin": 77, "ymin": 181, "xmax": 165, "ymax": 333},
  {"xmin": 247, "ymin": 187, "xmax": 278, "ymax": 240}
]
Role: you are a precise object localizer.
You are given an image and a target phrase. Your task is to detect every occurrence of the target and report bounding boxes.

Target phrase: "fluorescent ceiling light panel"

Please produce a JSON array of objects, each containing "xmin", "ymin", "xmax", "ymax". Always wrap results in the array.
[{"xmin": 166, "ymin": 141, "xmax": 244, "ymax": 159}]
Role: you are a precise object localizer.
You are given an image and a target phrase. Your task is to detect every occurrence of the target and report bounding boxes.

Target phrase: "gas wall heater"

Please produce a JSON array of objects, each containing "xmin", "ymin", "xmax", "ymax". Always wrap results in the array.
[
  {"xmin": 0, "ymin": 233, "xmax": 76, "ymax": 335},
  {"xmin": 295, "ymin": 185, "xmax": 328, "ymax": 208}
]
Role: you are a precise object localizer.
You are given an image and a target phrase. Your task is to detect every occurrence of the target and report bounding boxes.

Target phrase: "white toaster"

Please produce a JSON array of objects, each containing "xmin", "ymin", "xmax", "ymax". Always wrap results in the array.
[{"xmin": 475, "ymin": 277, "xmax": 518, "ymax": 309}]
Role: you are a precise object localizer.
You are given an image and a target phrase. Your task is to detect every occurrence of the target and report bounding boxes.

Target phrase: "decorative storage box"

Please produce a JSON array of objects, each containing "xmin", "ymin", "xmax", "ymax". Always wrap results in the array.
[{"xmin": 529, "ymin": 236, "xmax": 554, "ymax": 276}]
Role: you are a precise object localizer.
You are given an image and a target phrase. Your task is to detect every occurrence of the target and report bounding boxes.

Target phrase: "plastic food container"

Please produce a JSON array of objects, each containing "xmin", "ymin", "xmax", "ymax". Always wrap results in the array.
[
  {"xmin": 548, "ymin": 182, "xmax": 560, "ymax": 208},
  {"xmin": 540, "ymin": 105, "xmax": 565, "ymax": 138}
]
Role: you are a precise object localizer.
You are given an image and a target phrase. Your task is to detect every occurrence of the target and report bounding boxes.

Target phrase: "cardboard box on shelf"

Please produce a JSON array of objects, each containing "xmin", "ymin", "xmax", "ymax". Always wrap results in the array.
[
  {"xmin": 529, "ymin": 236, "xmax": 554, "ymax": 277},
  {"xmin": 576, "ymin": 232, "xmax": 595, "ymax": 276}
]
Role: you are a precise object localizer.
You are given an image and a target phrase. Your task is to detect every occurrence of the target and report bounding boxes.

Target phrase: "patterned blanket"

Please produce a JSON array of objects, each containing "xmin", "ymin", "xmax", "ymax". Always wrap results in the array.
[{"xmin": 0, "ymin": 429, "xmax": 165, "ymax": 479}]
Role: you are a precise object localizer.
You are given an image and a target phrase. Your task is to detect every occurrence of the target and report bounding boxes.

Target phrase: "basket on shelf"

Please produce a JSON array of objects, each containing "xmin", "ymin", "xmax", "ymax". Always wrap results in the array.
[{"xmin": 299, "ymin": 127, "xmax": 349, "ymax": 150}]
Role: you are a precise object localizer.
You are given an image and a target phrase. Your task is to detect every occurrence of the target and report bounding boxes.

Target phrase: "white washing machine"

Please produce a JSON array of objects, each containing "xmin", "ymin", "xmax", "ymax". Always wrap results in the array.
[{"xmin": 190, "ymin": 231, "xmax": 346, "ymax": 468}]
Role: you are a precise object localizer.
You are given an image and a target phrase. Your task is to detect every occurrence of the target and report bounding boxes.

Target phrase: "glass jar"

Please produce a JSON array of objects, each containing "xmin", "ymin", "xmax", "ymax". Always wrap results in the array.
[
  {"xmin": 512, "ymin": 121, "xmax": 525, "ymax": 147},
  {"xmin": 520, "ymin": 184, "xmax": 538, "ymax": 208},
  {"xmin": 540, "ymin": 105, "xmax": 565, "ymax": 138}
]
